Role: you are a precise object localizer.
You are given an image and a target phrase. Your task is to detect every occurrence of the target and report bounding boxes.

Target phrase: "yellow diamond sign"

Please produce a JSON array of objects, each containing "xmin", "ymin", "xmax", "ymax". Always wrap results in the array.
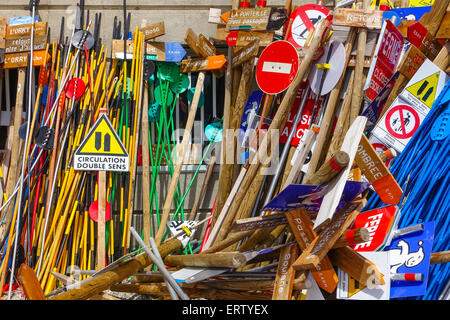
[{"xmin": 74, "ymin": 113, "xmax": 129, "ymax": 172}]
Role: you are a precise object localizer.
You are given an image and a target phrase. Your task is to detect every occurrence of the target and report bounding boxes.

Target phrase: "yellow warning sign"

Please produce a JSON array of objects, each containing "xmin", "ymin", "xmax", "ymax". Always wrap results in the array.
[
  {"xmin": 74, "ymin": 113, "xmax": 129, "ymax": 172},
  {"xmin": 405, "ymin": 71, "xmax": 439, "ymax": 109},
  {"xmin": 348, "ymin": 277, "xmax": 366, "ymax": 298},
  {"xmin": 409, "ymin": 0, "xmax": 434, "ymax": 7}
]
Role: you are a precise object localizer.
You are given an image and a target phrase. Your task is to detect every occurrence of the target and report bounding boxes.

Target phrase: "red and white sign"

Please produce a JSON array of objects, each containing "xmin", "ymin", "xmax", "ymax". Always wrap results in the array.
[
  {"xmin": 255, "ymin": 40, "xmax": 299, "ymax": 95},
  {"xmin": 385, "ymin": 104, "xmax": 420, "ymax": 140},
  {"xmin": 349, "ymin": 205, "xmax": 398, "ymax": 252},
  {"xmin": 365, "ymin": 20, "xmax": 404, "ymax": 102},
  {"xmin": 279, "ymin": 83, "xmax": 324, "ymax": 146},
  {"xmin": 287, "ymin": 4, "xmax": 330, "ymax": 48}
]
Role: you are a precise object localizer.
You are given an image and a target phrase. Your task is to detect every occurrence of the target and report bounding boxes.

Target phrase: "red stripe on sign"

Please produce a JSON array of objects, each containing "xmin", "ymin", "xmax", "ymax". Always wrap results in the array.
[
  {"xmin": 405, "ymin": 273, "xmax": 417, "ymax": 281},
  {"xmin": 240, "ymin": 1, "xmax": 251, "ymax": 8},
  {"xmin": 346, "ymin": 229, "xmax": 358, "ymax": 246},
  {"xmin": 329, "ymin": 156, "xmax": 345, "ymax": 171},
  {"xmin": 257, "ymin": 0, "xmax": 267, "ymax": 6}
]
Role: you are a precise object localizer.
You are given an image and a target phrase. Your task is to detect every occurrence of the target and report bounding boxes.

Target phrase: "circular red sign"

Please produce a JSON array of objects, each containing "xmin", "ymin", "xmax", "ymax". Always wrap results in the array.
[
  {"xmin": 255, "ymin": 40, "xmax": 299, "ymax": 95},
  {"xmin": 385, "ymin": 104, "xmax": 420, "ymax": 139},
  {"xmin": 287, "ymin": 4, "xmax": 330, "ymax": 48}
]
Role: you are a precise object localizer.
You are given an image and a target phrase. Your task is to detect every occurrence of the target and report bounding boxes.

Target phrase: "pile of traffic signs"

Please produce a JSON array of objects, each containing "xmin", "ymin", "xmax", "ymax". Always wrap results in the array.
[{"xmin": 0, "ymin": 0, "xmax": 449, "ymax": 301}]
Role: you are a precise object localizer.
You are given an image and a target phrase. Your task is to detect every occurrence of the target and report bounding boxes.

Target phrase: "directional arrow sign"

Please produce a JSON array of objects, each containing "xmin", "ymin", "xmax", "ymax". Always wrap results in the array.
[
  {"xmin": 112, "ymin": 40, "xmax": 186, "ymax": 62},
  {"xmin": 179, "ymin": 55, "xmax": 227, "ymax": 73},
  {"xmin": 256, "ymin": 40, "xmax": 299, "ymax": 95}
]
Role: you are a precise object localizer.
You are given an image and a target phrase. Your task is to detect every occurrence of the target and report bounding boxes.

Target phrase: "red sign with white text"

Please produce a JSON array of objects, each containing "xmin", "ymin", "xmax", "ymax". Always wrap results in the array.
[
  {"xmin": 279, "ymin": 83, "xmax": 323, "ymax": 146},
  {"xmin": 365, "ymin": 20, "xmax": 404, "ymax": 102},
  {"xmin": 349, "ymin": 205, "xmax": 397, "ymax": 252}
]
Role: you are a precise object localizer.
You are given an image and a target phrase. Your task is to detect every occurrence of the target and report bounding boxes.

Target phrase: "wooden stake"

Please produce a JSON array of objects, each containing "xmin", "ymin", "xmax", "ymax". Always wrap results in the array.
[
  {"xmin": 0, "ymin": 68, "xmax": 26, "ymax": 243},
  {"xmin": 164, "ymin": 252, "xmax": 247, "ymax": 269},
  {"xmin": 50, "ymin": 238, "xmax": 182, "ymax": 300},
  {"xmin": 215, "ymin": 19, "xmax": 329, "ymax": 244},
  {"xmin": 350, "ymin": 0, "xmax": 370, "ymax": 124}
]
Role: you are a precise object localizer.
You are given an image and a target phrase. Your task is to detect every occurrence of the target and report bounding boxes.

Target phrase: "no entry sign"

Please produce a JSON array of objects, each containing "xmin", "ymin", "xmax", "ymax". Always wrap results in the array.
[{"xmin": 255, "ymin": 40, "xmax": 299, "ymax": 95}]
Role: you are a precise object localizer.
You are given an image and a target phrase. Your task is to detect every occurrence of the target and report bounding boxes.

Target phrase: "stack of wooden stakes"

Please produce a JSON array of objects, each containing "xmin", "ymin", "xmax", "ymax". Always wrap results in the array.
[{"xmin": 1, "ymin": 0, "xmax": 450, "ymax": 301}]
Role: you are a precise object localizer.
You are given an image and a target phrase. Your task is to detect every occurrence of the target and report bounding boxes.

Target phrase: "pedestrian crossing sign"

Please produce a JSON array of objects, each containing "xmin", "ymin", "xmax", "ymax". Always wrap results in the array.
[{"xmin": 74, "ymin": 113, "xmax": 129, "ymax": 172}]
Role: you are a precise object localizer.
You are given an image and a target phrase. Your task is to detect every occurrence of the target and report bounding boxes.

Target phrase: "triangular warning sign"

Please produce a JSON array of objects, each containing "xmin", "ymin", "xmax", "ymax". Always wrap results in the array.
[
  {"xmin": 406, "ymin": 71, "xmax": 440, "ymax": 109},
  {"xmin": 348, "ymin": 277, "xmax": 366, "ymax": 298},
  {"xmin": 76, "ymin": 113, "xmax": 128, "ymax": 157},
  {"xmin": 73, "ymin": 113, "xmax": 129, "ymax": 172}
]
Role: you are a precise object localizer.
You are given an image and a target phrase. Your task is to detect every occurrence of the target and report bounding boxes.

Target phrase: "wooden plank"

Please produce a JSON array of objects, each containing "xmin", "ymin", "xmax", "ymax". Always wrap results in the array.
[
  {"xmin": 6, "ymin": 21, "xmax": 47, "ymax": 39},
  {"xmin": 0, "ymin": 68, "xmax": 25, "ymax": 243},
  {"xmin": 436, "ymin": 10, "xmax": 450, "ymax": 39},
  {"xmin": 198, "ymin": 33, "xmax": 217, "ymax": 57},
  {"xmin": 0, "ymin": 16, "xmax": 6, "ymax": 49},
  {"xmin": 185, "ymin": 28, "xmax": 202, "ymax": 57},
  {"xmin": 5, "ymin": 34, "xmax": 47, "ymax": 54},
  {"xmin": 285, "ymin": 208, "xmax": 338, "ymax": 294},
  {"xmin": 3, "ymin": 50, "xmax": 48, "ymax": 69},
  {"xmin": 216, "ymin": 26, "xmax": 274, "ymax": 46},
  {"xmin": 292, "ymin": 199, "xmax": 367, "ymax": 271},
  {"xmin": 329, "ymin": 246, "xmax": 385, "ymax": 286},
  {"xmin": 272, "ymin": 244, "xmax": 299, "ymax": 300},
  {"xmin": 313, "ymin": 116, "xmax": 367, "ymax": 230},
  {"xmin": 354, "ymin": 135, "xmax": 402, "ymax": 205},
  {"xmin": 164, "ymin": 252, "xmax": 247, "ymax": 269},
  {"xmin": 18, "ymin": 264, "xmax": 46, "ymax": 300},
  {"xmin": 141, "ymin": 21, "xmax": 165, "ymax": 41},
  {"xmin": 179, "ymin": 55, "xmax": 227, "ymax": 73},
  {"xmin": 196, "ymin": 33, "xmax": 225, "ymax": 78},
  {"xmin": 397, "ymin": 45, "xmax": 426, "ymax": 80},
  {"xmin": 226, "ymin": 7, "xmax": 271, "ymax": 31},
  {"xmin": 231, "ymin": 212, "xmax": 288, "ymax": 233},
  {"xmin": 50, "ymin": 238, "xmax": 183, "ymax": 300},
  {"xmin": 231, "ymin": 38, "xmax": 259, "ymax": 68},
  {"xmin": 332, "ymin": 8, "xmax": 383, "ymax": 29}
]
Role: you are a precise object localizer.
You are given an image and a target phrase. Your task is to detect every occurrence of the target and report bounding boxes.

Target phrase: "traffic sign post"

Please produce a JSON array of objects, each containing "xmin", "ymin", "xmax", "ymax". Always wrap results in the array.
[
  {"xmin": 74, "ymin": 109, "xmax": 129, "ymax": 269},
  {"xmin": 255, "ymin": 40, "xmax": 299, "ymax": 95}
]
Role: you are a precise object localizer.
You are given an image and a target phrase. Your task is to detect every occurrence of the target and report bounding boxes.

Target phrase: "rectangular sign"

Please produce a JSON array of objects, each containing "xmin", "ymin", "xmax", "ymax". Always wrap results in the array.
[
  {"xmin": 112, "ymin": 39, "xmax": 186, "ymax": 62},
  {"xmin": 179, "ymin": 55, "xmax": 226, "ymax": 73},
  {"xmin": 332, "ymin": 8, "xmax": 383, "ymax": 29},
  {"xmin": 141, "ymin": 21, "xmax": 165, "ymax": 41},
  {"xmin": 226, "ymin": 7, "xmax": 271, "ymax": 31},
  {"xmin": 3, "ymin": 50, "xmax": 47, "ymax": 69},
  {"xmin": 364, "ymin": 20, "xmax": 404, "ymax": 102},
  {"xmin": 6, "ymin": 21, "xmax": 47, "ymax": 39},
  {"xmin": 5, "ymin": 35, "xmax": 47, "ymax": 54},
  {"xmin": 231, "ymin": 38, "xmax": 259, "ymax": 68}
]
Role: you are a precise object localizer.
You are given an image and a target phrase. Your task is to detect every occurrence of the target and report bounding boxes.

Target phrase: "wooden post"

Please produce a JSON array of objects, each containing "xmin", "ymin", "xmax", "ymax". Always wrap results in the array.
[
  {"xmin": 0, "ymin": 68, "xmax": 26, "ymax": 243},
  {"xmin": 97, "ymin": 168, "xmax": 106, "ymax": 269},
  {"xmin": 303, "ymin": 28, "xmax": 356, "ymax": 180},
  {"xmin": 350, "ymin": 0, "xmax": 370, "ymax": 124},
  {"xmin": 188, "ymin": 151, "xmax": 216, "ymax": 221},
  {"xmin": 50, "ymin": 238, "xmax": 182, "ymax": 300},
  {"xmin": 214, "ymin": 19, "xmax": 329, "ymax": 244},
  {"xmin": 141, "ymin": 80, "xmax": 151, "ymax": 246},
  {"xmin": 164, "ymin": 252, "xmax": 247, "ymax": 269}
]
